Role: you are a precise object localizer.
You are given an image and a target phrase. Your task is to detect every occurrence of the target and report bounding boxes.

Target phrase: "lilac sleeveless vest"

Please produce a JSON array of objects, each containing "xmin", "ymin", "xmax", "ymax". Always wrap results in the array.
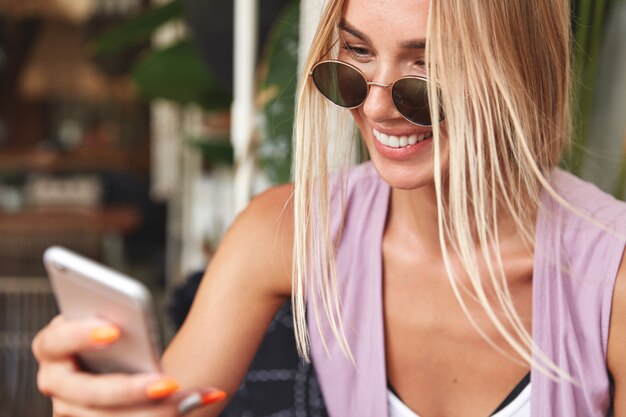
[{"xmin": 307, "ymin": 162, "xmax": 626, "ymax": 417}]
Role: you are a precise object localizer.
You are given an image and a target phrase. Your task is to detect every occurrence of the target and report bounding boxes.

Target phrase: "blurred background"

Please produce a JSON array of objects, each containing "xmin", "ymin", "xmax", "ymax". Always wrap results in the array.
[{"xmin": 0, "ymin": 0, "xmax": 624, "ymax": 416}]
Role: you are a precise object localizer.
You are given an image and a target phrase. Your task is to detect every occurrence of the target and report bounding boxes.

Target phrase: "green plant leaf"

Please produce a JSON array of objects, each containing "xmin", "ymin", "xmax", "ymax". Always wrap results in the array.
[
  {"xmin": 132, "ymin": 39, "xmax": 232, "ymax": 110},
  {"xmin": 187, "ymin": 137, "xmax": 234, "ymax": 165},
  {"xmin": 257, "ymin": 0, "xmax": 299, "ymax": 184},
  {"xmin": 567, "ymin": 0, "xmax": 610, "ymax": 174},
  {"xmin": 92, "ymin": 0, "xmax": 183, "ymax": 57}
]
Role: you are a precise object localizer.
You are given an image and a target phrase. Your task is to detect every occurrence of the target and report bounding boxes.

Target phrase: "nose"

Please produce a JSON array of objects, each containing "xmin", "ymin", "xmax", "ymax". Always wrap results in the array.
[{"xmin": 361, "ymin": 72, "xmax": 401, "ymax": 123}]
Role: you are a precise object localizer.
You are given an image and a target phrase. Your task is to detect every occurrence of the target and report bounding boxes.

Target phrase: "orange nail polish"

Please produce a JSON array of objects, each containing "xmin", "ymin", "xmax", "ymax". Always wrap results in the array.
[
  {"xmin": 89, "ymin": 326, "xmax": 120, "ymax": 345},
  {"xmin": 146, "ymin": 379, "xmax": 180, "ymax": 400},
  {"xmin": 202, "ymin": 390, "xmax": 227, "ymax": 405}
]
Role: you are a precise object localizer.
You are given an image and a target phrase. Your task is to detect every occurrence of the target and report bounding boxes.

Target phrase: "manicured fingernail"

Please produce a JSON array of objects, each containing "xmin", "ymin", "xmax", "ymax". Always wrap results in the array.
[
  {"xmin": 202, "ymin": 390, "xmax": 226, "ymax": 405},
  {"xmin": 89, "ymin": 326, "xmax": 120, "ymax": 345},
  {"xmin": 178, "ymin": 390, "xmax": 227, "ymax": 414},
  {"xmin": 146, "ymin": 379, "xmax": 180, "ymax": 399}
]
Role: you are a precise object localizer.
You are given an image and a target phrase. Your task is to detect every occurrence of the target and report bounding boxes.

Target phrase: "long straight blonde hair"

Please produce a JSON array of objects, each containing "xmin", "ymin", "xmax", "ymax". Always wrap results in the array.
[{"xmin": 292, "ymin": 0, "xmax": 573, "ymax": 379}]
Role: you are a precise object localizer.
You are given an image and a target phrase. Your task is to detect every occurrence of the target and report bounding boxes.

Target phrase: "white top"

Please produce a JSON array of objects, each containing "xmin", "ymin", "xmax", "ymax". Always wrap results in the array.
[{"xmin": 388, "ymin": 384, "xmax": 531, "ymax": 417}]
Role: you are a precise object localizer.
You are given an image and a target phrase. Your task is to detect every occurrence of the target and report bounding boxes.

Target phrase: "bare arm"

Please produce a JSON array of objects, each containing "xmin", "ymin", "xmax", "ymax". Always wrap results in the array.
[
  {"xmin": 608, "ymin": 247, "xmax": 626, "ymax": 416},
  {"xmin": 162, "ymin": 183, "xmax": 295, "ymax": 416}
]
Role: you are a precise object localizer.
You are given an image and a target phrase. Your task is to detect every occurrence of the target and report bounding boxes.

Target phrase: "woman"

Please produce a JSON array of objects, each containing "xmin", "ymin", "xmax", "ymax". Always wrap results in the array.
[{"xmin": 32, "ymin": 0, "xmax": 626, "ymax": 416}]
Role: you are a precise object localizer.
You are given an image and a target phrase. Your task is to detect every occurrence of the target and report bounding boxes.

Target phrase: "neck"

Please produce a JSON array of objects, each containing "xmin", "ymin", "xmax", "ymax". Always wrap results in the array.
[
  {"xmin": 387, "ymin": 184, "xmax": 533, "ymax": 258},
  {"xmin": 387, "ymin": 184, "xmax": 443, "ymax": 255}
]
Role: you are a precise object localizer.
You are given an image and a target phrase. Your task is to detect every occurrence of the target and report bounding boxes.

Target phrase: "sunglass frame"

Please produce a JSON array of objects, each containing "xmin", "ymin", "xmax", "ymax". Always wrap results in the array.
[{"xmin": 309, "ymin": 59, "xmax": 439, "ymax": 127}]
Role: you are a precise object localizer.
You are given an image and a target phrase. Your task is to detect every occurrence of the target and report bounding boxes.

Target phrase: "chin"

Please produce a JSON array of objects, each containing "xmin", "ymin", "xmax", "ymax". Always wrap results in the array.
[{"xmin": 367, "ymin": 153, "xmax": 438, "ymax": 190}]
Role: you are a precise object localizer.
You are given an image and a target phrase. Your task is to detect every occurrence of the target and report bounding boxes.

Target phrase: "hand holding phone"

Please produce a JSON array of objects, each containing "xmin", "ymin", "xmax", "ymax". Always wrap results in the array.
[
  {"xmin": 44, "ymin": 246, "xmax": 162, "ymax": 374},
  {"xmin": 35, "ymin": 246, "xmax": 228, "ymax": 416}
]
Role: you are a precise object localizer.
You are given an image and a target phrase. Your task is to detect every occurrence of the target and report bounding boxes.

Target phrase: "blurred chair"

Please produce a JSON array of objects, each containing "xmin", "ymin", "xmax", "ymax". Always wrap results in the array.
[
  {"xmin": 0, "ymin": 216, "xmax": 100, "ymax": 417},
  {"xmin": 0, "ymin": 277, "xmax": 57, "ymax": 417}
]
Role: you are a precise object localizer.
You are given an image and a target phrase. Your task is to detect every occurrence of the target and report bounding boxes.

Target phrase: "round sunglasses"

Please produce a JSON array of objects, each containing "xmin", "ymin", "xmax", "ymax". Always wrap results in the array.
[{"xmin": 309, "ymin": 59, "xmax": 443, "ymax": 127}]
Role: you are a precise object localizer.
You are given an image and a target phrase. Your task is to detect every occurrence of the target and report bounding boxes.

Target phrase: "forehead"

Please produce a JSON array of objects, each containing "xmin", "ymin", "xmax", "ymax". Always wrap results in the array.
[{"xmin": 341, "ymin": 0, "xmax": 430, "ymax": 42}]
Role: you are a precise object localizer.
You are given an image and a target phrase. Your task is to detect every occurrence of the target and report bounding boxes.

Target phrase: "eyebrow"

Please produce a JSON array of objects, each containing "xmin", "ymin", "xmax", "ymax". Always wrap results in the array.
[
  {"xmin": 338, "ymin": 19, "xmax": 373, "ymax": 44},
  {"xmin": 399, "ymin": 39, "xmax": 426, "ymax": 50},
  {"xmin": 338, "ymin": 19, "xmax": 426, "ymax": 50}
]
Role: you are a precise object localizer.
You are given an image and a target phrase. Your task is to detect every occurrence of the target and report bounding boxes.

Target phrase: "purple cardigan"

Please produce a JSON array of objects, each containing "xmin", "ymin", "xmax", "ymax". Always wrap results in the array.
[{"xmin": 307, "ymin": 162, "xmax": 625, "ymax": 416}]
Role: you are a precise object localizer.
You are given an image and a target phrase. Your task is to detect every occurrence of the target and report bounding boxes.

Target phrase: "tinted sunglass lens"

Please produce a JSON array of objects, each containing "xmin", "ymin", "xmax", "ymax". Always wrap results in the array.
[
  {"xmin": 312, "ymin": 62, "xmax": 368, "ymax": 108},
  {"xmin": 392, "ymin": 78, "xmax": 433, "ymax": 126}
]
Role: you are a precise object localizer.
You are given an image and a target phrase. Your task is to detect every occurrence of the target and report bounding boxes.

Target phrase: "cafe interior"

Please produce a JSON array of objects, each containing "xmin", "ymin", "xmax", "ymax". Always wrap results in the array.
[{"xmin": 0, "ymin": 0, "xmax": 625, "ymax": 416}]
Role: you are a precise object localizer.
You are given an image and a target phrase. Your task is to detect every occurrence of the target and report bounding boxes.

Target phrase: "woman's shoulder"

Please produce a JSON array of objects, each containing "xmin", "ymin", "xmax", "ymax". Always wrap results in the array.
[
  {"xmin": 542, "ymin": 169, "xmax": 626, "ymax": 282},
  {"xmin": 246, "ymin": 183, "xmax": 294, "ymax": 220},
  {"xmin": 549, "ymin": 168, "xmax": 626, "ymax": 230},
  {"xmin": 224, "ymin": 183, "xmax": 294, "ymax": 296},
  {"xmin": 243, "ymin": 182, "xmax": 295, "ymax": 247}
]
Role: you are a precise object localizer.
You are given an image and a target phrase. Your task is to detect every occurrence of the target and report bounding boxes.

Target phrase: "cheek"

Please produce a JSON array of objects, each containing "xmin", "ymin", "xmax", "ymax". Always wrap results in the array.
[
  {"xmin": 350, "ymin": 108, "xmax": 371, "ymax": 143},
  {"xmin": 349, "ymin": 108, "xmax": 364, "ymax": 127}
]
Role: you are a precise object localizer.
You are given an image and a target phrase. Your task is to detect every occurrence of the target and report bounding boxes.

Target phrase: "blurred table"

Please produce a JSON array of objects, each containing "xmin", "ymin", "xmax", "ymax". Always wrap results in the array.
[
  {"xmin": 0, "ymin": 205, "xmax": 142, "ymax": 273},
  {"xmin": 0, "ymin": 205, "xmax": 141, "ymax": 234}
]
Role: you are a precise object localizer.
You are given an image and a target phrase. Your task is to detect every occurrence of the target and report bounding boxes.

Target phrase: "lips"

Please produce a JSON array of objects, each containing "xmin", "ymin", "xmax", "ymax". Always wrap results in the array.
[{"xmin": 373, "ymin": 128, "xmax": 433, "ymax": 148}]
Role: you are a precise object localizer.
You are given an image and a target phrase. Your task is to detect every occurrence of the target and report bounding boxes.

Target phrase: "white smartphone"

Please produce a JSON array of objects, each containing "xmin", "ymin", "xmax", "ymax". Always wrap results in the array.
[{"xmin": 43, "ymin": 246, "xmax": 162, "ymax": 374}]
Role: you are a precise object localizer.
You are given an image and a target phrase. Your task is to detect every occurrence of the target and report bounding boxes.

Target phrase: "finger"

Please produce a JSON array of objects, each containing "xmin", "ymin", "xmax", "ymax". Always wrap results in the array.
[
  {"xmin": 33, "ymin": 316, "xmax": 120, "ymax": 361},
  {"xmin": 53, "ymin": 398, "xmax": 176, "ymax": 417},
  {"xmin": 52, "ymin": 387, "xmax": 227, "ymax": 417},
  {"xmin": 176, "ymin": 388, "xmax": 227, "ymax": 415},
  {"xmin": 41, "ymin": 361, "xmax": 178, "ymax": 408},
  {"xmin": 53, "ymin": 398, "xmax": 85, "ymax": 417},
  {"xmin": 37, "ymin": 359, "xmax": 67, "ymax": 397}
]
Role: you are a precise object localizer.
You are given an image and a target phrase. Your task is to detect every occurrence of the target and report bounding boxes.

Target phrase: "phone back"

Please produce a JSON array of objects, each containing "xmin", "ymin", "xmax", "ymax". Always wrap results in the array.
[{"xmin": 44, "ymin": 246, "xmax": 162, "ymax": 374}]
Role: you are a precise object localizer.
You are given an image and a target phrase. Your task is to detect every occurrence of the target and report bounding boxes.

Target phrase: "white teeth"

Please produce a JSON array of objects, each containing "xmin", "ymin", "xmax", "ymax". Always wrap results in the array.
[
  {"xmin": 373, "ymin": 129, "xmax": 431, "ymax": 148},
  {"xmin": 417, "ymin": 132, "xmax": 433, "ymax": 142}
]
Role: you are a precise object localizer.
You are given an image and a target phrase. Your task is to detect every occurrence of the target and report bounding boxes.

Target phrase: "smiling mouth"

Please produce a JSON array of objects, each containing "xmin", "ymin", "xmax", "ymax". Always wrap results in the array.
[{"xmin": 373, "ymin": 128, "xmax": 433, "ymax": 148}]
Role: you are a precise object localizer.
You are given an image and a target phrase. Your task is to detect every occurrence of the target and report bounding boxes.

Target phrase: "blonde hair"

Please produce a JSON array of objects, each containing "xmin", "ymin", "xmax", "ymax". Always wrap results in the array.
[{"xmin": 292, "ymin": 0, "xmax": 573, "ymax": 379}]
